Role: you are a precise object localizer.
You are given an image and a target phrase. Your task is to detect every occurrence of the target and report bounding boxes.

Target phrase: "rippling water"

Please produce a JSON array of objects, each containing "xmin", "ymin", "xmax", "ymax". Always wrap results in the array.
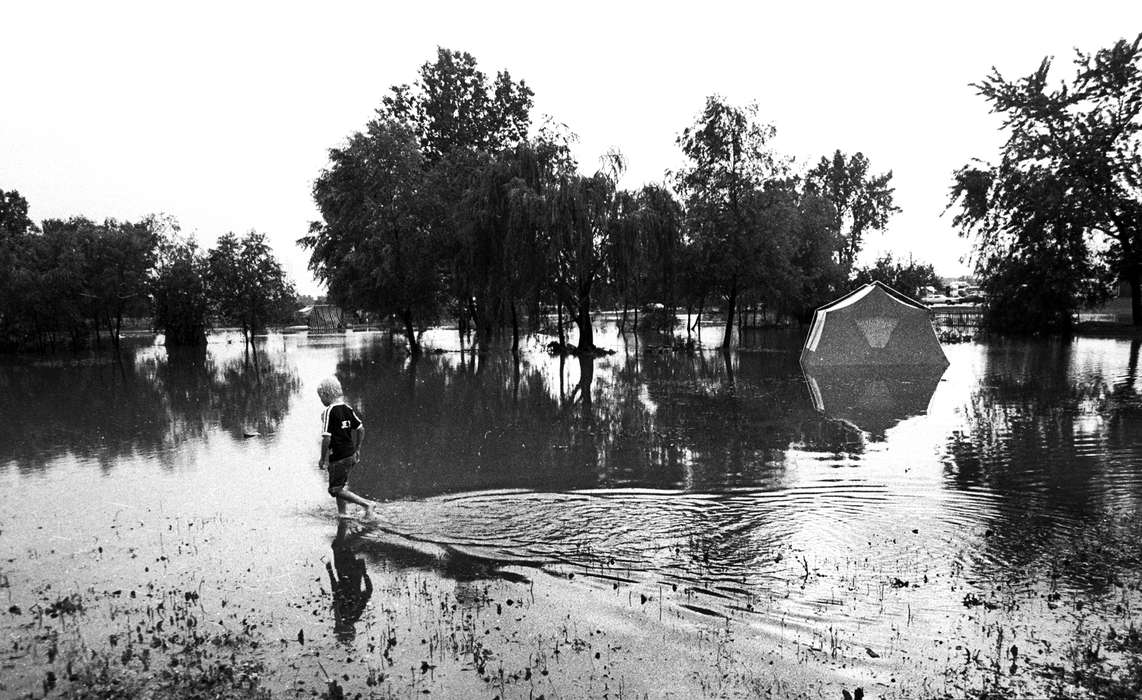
[{"xmin": 2, "ymin": 324, "xmax": 1141, "ymax": 692}]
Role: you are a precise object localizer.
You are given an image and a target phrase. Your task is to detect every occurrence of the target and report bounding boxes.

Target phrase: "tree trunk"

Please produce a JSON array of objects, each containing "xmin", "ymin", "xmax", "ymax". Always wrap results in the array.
[
  {"xmin": 512, "ymin": 353, "xmax": 521, "ymax": 401},
  {"xmin": 1127, "ymin": 339, "xmax": 1140, "ymax": 388},
  {"xmin": 113, "ymin": 311, "xmax": 122, "ymax": 353},
  {"xmin": 576, "ymin": 284, "xmax": 594, "ymax": 352},
  {"xmin": 577, "ymin": 302, "xmax": 593, "ymax": 353},
  {"xmin": 577, "ymin": 354, "xmax": 594, "ymax": 418},
  {"xmin": 400, "ymin": 309, "xmax": 420, "ymax": 355},
  {"xmin": 557, "ymin": 303, "xmax": 566, "ymax": 348},
  {"xmin": 1129, "ymin": 265, "xmax": 1141, "ymax": 326},
  {"xmin": 722, "ymin": 282, "xmax": 738, "ymax": 351},
  {"xmin": 476, "ymin": 294, "xmax": 495, "ymax": 347},
  {"xmin": 511, "ymin": 302, "xmax": 520, "ymax": 354},
  {"xmin": 467, "ymin": 298, "xmax": 479, "ymax": 346},
  {"xmin": 619, "ymin": 303, "xmax": 627, "ymax": 333},
  {"xmin": 558, "ymin": 353, "xmax": 566, "ymax": 400}
]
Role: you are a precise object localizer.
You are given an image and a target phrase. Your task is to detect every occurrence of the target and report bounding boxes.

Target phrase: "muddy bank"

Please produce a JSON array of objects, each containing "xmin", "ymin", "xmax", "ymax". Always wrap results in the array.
[
  {"xmin": 0, "ymin": 503, "xmax": 843, "ymax": 699},
  {"xmin": 3, "ymin": 494, "xmax": 1141, "ymax": 698}
]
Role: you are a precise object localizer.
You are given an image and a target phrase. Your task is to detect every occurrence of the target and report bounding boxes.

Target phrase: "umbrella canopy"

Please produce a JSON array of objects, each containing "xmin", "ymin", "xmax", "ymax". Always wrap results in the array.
[{"xmin": 800, "ymin": 281, "xmax": 948, "ymax": 368}]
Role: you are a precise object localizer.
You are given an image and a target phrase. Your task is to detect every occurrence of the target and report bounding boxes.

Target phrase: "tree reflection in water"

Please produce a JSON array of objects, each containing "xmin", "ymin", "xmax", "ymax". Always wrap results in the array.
[
  {"xmin": 0, "ymin": 341, "xmax": 299, "ymax": 471},
  {"xmin": 942, "ymin": 338, "xmax": 1142, "ymax": 593},
  {"xmin": 337, "ymin": 336, "xmax": 874, "ymax": 501}
]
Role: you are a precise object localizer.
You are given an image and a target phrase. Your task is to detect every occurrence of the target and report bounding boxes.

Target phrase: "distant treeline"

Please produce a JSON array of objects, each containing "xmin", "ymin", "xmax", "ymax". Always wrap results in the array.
[
  {"xmin": 301, "ymin": 48, "xmax": 939, "ymax": 354},
  {"xmin": 0, "ymin": 197, "xmax": 295, "ymax": 352}
]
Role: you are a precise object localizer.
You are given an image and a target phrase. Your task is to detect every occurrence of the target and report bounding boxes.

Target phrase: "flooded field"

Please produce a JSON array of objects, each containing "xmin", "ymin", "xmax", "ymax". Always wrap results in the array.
[{"xmin": 2, "ymin": 323, "xmax": 1141, "ymax": 698}]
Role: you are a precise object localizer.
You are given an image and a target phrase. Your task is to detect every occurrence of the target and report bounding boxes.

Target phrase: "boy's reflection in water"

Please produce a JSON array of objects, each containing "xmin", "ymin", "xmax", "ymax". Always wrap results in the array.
[{"xmin": 327, "ymin": 519, "xmax": 372, "ymax": 644}]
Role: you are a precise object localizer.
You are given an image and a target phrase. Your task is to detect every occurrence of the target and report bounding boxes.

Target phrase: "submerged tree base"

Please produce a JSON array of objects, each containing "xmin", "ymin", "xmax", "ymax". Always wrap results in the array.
[{"xmin": 544, "ymin": 340, "xmax": 615, "ymax": 357}]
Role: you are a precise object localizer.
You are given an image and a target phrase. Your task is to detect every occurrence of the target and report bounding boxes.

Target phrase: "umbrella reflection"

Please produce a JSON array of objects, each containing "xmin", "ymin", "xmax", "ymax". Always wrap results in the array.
[{"xmin": 803, "ymin": 366, "xmax": 946, "ymax": 440}]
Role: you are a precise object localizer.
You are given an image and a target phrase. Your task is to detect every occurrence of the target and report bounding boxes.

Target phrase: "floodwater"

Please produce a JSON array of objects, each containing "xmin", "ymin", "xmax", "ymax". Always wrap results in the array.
[{"xmin": 2, "ymin": 322, "xmax": 1141, "ymax": 697}]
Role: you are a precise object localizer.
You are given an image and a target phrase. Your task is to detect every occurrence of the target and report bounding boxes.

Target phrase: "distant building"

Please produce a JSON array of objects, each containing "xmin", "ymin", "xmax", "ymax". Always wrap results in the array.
[{"xmin": 298, "ymin": 304, "xmax": 345, "ymax": 332}]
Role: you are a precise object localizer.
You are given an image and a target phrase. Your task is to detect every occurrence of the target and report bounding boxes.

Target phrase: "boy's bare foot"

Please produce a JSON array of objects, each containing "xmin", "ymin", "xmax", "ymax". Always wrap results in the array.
[{"xmin": 361, "ymin": 504, "xmax": 378, "ymax": 520}]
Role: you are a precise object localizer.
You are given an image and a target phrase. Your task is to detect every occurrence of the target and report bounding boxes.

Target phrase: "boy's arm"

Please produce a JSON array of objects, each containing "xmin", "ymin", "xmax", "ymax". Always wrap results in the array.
[
  {"xmin": 352, "ymin": 426, "xmax": 364, "ymax": 457},
  {"xmin": 318, "ymin": 435, "xmax": 331, "ymax": 468}
]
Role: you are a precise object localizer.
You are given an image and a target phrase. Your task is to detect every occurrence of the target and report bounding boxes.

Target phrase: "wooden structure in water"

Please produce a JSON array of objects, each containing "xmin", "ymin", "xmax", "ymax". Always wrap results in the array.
[{"xmin": 304, "ymin": 305, "xmax": 345, "ymax": 332}]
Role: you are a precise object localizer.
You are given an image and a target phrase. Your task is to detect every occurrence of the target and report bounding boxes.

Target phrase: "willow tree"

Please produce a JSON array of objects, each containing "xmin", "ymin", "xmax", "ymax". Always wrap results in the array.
[
  {"xmin": 634, "ymin": 184, "xmax": 685, "ymax": 315},
  {"xmin": 604, "ymin": 188, "xmax": 643, "ymax": 329},
  {"xmin": 460, "ymin": 140, "xmax": 566, "ymax": 348},
  {"xmin": 544, "ymin": 155, "xmax": 625, "ymax": 353}
]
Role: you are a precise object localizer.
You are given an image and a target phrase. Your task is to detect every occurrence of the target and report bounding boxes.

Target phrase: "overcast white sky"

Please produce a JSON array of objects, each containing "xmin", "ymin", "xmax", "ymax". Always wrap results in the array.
[{"xmin": 3, "ymin": 1, "xmax": 1139, "ymax": 295}]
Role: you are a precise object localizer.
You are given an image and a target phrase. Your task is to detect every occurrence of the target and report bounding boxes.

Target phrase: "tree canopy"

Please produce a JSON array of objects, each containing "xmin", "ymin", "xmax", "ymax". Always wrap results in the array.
[
  {"xmin": 207, "ymin": 231, "xmax": 296, "ymax": 349},
  {"xmin": 949, "ymin": 34, "xmax": 1142, "ymax": 330},
  {"xmin": 852, "ymin": 254, "xmax": 942, "ymax": 301},
  {"xmin": 304, "ymin": 119, "xmax": 444, "ymax": 353},
  {"xmin": 303, "ymin": 51, "xmax": 909, "ymax": 353},
  {"xmin": 0, "ymin": 189, "xmax": 296, "ymax": 352},
  {"xmin": 381, "ymin": 47, "xmax": 534, "ymax": 164},
  {"xmin": 805, "ymin": 150, "xmax": 899, "ymax": 270}
]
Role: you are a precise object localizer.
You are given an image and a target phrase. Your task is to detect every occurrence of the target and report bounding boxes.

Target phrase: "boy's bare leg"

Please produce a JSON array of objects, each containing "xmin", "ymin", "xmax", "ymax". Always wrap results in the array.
[{"xmin": 335, "ymin": 489, "xmax": 375, "ymax": 518}]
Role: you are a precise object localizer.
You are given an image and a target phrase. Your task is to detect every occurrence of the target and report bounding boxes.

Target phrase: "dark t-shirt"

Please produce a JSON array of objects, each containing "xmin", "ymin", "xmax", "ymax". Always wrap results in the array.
[{"xmin": 322, "ymin": 403, "xmax": 363, "ymax": 461}]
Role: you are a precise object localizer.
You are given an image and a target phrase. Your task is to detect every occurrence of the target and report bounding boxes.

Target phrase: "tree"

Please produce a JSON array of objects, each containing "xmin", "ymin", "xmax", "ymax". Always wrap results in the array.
[
  {"xmin": 852, "ymin": 253, "xmax": 942, "ymax": 301},
  {"xmin": 675, "ymin": 96, "xmax": 790, "ymax": 349},
  {"xmin": 380, "ymin": 47, "xmax": 535, "ymax": 342},
  {"xmin": 2, "ymin": 201, "xmax": 162, "ymax": 351},
  {"xmin": 0, "ymin": 189, "xmax": 38, "ymax": 350},
  {"xmin": 543, "ymin": 155, "xmax": 624, "ymax": 352},
  {"xmin": 78, "ymin": 218, "xmax": 157, "ymax": 349},
  {"xmin": 303, "ymin": 119, "xmax": 444, "ymax": 354},
  {"xmin": 604, "ymin": 188, "xmax": 643, "ymax": 329},
  {"xmin": 459, "ymin": 140, "xmax": 567, "ymax": 349},
  {"xmin": 28, "ymin": 218, "xmax": 154, "ymax": 350},
  {"xmin": 381, "ymin": 47, "xmax": 533, "ymax": 164},
  {"xmin": 633, "ymin": 184, "xmax": 685, "ymax": 316},
  {"xmin": 805, "ymin": 150, "xmax": 900, "ymax": 270},
  {"xmin": 152, "ymin": 225, "xmax": 210, "ymax": 347},
  {"xmin": 949, "ymin": 34, "xmax": 1142, "ymax": 329},
  {"xmin": 207, "ymin": 231, "xmax": 295, "ymax": 352},
  {"xmin": 780, "ymin": 187, "xmax": 848, "ymax": 322}
]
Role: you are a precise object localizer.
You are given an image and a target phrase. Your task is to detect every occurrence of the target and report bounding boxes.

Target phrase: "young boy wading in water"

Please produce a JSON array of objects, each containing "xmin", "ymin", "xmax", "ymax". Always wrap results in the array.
[{"xmin": 317, "ymin": 377, "xmax": 377, "ymax": 519}]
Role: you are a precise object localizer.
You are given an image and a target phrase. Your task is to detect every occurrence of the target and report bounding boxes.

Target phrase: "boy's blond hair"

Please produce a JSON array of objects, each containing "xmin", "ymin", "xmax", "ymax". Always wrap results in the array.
[{"xmin": 316, "ymin": 376, "xmax": 343, "ymax": 403}]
